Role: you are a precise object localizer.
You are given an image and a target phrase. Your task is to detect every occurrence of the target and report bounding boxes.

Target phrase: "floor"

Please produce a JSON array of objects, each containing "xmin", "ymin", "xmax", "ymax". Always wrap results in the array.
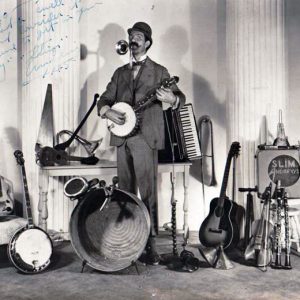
[{"xmin": 0, "ymin": 232, "xmax": 299, "ymax": 300}]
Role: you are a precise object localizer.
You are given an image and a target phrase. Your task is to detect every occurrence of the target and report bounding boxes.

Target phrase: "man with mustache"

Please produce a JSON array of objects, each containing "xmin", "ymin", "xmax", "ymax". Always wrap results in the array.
[{"xmin": 97, "ymin": 22, "xmax": 186, "ymax": 265}]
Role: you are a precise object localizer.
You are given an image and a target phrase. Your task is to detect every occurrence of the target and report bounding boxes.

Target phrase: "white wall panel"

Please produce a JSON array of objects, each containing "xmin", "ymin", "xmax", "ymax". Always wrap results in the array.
[{"xmin": 226, "ymin": 0, "xmax": 287, "ymax": 217}]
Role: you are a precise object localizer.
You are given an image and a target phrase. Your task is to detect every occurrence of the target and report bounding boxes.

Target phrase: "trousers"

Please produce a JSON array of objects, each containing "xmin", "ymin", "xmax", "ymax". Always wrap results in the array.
[{"xmin": 117, "ymin": 134, "xmax": 158, "ymax": 236}]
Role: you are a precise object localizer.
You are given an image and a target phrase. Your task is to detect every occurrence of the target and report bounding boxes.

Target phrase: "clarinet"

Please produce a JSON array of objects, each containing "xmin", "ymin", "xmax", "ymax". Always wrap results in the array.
[
  {"xmin": 272, "ymin": 183, "xmax": 283, "ymax": 269},
  {"xmin": 283, "ymin": 191, "xmax": 292, "ymax": 269}
]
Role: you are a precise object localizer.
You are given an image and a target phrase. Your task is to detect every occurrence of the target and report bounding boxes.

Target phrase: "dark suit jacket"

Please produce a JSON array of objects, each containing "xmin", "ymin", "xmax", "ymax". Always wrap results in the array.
[{"xmin": 98, "ymin": 57, "xmax": 186, "ymax": 150}]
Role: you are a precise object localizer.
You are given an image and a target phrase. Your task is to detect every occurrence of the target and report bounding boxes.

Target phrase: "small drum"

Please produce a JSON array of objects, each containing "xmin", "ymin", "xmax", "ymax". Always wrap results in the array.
[
  {"xmin": 69, "ymin": 187, "xmax": 150, "ymax": 272},
  {"xmin": 64, "ymin": 177, "xmax": 89, "ymax": 199}
]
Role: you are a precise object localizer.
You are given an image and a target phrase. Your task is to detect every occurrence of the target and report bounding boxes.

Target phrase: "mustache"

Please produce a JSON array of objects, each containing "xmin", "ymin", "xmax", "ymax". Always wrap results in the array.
[{"xmin": 129, "ymin": 41, "xmax": 139, "ymax": 48}]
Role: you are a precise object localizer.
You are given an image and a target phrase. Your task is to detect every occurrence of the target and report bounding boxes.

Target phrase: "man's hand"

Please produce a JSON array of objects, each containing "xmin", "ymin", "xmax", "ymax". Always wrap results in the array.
[
  {"xmin": 156, "ymin": 87, "xmax": 176, "ymax": 106},
  {"xmin": 105, "ymin": 109, "xmax": 126, "ymax": 125}
]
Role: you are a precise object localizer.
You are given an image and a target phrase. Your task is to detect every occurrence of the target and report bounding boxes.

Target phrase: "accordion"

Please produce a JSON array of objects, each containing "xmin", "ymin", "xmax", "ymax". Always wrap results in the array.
[{"xmin": 158, "ymin": 104, "xmax": 201, "ymax": 162}]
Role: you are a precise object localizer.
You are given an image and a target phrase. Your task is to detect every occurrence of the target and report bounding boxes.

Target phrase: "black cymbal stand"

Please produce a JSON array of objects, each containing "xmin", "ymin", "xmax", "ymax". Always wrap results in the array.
[{"xmin": 238, "ymin": 187, "xmax": 257, "ymax": 250}]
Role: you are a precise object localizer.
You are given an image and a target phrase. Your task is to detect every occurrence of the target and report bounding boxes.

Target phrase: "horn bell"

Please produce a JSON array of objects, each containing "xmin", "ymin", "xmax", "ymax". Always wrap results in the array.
[
  {"xmin": 244, "ymin": 243, "xmax": 256, "ymax": 261},
  {"xmin": 116, "ymin": 40, "xmax": 129, "ymax": 55},
  {"xmin": 198, "ymin": 245, "xmax": 218, "ymax": 267}
]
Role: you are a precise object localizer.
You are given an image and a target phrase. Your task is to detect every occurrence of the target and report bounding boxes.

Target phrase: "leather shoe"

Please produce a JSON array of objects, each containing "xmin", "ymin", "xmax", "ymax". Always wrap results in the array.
[
  {"xmin": 145, "ymin": 249, "xmax": 161, "ymax": 265},
  {"xmin": 145, "ymin": 237, "xmax": 160, "ymax": 265}
]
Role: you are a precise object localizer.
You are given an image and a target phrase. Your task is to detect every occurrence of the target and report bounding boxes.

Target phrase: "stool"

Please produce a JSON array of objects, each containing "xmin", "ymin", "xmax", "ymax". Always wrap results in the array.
[
  {"xmin": 0, "ymin": 216, "xmax": 27, "ymax": 245},
  {"xmin": 289, "ymin": 207, "xmax": 300, "ymax": 252}
]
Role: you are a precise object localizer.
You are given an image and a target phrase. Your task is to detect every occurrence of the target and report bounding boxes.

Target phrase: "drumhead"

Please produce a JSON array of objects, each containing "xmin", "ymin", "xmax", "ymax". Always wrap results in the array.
[
  {"xmin": 107, "ymin": 102, "xmax": 137, "ymax": 137},
  {"xmin": 8, "ymin": 227, "xmax": 52, "ymax": 273},
  {"xmin": 64, "ymin": 177, "xmax": 88, "ymax": 198},
  {"xmin": 70, "ymin": 188, "xmax": 150, "ymax": 272}
]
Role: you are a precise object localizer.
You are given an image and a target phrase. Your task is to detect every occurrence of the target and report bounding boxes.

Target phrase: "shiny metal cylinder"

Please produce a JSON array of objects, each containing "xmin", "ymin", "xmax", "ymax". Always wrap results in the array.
[
  {"xmin": 283, "ymin": 192, "xmax": 292, "ymax": 269},
  {"xmin": 115, "ymin": 40, "xmax": 129, "ymax": 55}
]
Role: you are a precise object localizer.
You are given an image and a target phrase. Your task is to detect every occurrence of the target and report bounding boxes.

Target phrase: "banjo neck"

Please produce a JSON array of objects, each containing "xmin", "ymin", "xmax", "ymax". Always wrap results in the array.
[
  {"xmin": 20, "ymin": 164, "xmax": 34, "ymax": 227},
  {"xmin": 14, "ymin": 150, "xmax": 34, "ymax": 227},
  {"xmin": 134, "ymin": 76, "xmax": 179, "ymax": 112},
  {"xmin": 11, "ymin": 150, "xmax": 53, "ymax": 274}
]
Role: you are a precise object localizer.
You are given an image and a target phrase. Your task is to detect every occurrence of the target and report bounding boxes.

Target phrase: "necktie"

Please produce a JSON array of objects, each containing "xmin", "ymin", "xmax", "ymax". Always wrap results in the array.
[
  {"xmin": 132, "ymin": 60, "xmax": 145, "ymax": 80},
  {"xmin": 132, "ymin": 60, "xmax": 146, "ymax": 67}
]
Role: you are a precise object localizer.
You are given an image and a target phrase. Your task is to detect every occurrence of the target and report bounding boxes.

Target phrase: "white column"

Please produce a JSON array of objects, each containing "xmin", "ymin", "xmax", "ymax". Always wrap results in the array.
[
  {"xmin": 226, "ymin": 0, "xmax": 287, "ymax": 212},
  {"xmin": 20, "ymin": 1, "xmax": 80, "ymax": 230}
]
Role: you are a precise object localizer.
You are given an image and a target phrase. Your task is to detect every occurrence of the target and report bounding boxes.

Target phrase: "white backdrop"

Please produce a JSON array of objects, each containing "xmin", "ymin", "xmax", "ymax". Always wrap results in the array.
[{"xmin": 5, "ymin": 0, "xmax": 296, "ymax": 235}]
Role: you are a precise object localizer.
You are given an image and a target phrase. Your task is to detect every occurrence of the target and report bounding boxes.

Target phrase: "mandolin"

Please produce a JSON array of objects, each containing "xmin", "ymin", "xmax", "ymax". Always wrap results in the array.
[
  {"xmin": 36, "ymin": 146, "xmax": 99, "ymax": 166},
  {"xmin": 199, "ymin": 141, "xmax": 240, "ymax": 249}
]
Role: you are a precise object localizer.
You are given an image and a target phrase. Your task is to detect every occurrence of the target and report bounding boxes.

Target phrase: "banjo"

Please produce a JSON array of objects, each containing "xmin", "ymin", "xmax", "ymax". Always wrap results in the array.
[
  {"xmin": 107, "ymin": 76, "xmax": 179, "ymax": 138},
  {"xmin": 8, "ymin": 150, "xmax": 53, "ymax": 274}
]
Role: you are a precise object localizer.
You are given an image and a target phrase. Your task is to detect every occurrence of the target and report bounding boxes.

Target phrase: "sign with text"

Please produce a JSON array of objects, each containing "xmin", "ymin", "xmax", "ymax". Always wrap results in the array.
[
  {"xmin": 256, "ymin": 149, "xmax": 300, "ymax": 198},
  {"xmin": 268, "ymin": 155, "xmax": 300, "ymax": 186}
]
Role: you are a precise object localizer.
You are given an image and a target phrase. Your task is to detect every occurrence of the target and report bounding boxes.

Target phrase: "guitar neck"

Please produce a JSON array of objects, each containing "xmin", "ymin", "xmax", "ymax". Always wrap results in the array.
[
  {"xmin": 20, "ymin": 165, "xmax": 34, "ymax": 226},
  {"xmin": 218, "ymin": 160, "xmax": 231, "ymax": 205},
  {"xmin": 218, "ymin": 145, "xmax": 240, "ymax": 207}
]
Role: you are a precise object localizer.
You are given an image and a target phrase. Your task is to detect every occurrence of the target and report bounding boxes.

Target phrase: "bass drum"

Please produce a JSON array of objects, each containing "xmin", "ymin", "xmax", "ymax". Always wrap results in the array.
[{"xmin": 70, "ymin": 188, "xmax": 150, "ymax": 272}]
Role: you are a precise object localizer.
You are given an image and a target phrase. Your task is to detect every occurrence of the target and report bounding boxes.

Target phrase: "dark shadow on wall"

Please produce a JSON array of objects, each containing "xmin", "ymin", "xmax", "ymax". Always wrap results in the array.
[
  {"xmin": 159, "ymin": 22, "xmax": 226, "ymax": 184},
  {"xmin": 79, "ymin": 23, "xmax": 126, "ymax": 139}
]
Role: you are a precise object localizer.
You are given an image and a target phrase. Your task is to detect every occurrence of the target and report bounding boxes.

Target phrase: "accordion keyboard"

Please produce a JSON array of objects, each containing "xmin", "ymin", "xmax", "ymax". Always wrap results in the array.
[{"xmin": 178, "ymin": 104, "xmax": 202, "ymax": 160}]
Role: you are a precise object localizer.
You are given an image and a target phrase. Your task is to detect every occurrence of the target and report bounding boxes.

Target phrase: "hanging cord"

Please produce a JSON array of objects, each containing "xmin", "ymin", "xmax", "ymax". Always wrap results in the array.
[
  {"xmin": 171, "ymin": 190, "xmax": 178, "ymax": 256},
  {"xmin": 163, "ymin": 109, "xmax": 201, "ymax": 272},
  {"xmin": 164, "ymin": 109, "xmax": 178, "ymax": 256}
]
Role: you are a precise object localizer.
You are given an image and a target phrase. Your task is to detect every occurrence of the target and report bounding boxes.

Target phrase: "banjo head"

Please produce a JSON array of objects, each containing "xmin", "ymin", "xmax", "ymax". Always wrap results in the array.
[
  {"xmin": 8, "ymin": 227, "xmax": 53, "ymax": 273},
  {"xmin": 107, "ymin": 102, "xmax": 137, "ymax": 137}
]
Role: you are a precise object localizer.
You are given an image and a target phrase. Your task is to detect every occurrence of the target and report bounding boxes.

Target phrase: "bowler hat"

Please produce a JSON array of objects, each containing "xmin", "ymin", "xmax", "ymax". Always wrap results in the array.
[{"xmin": 128, "ymin": 22, "xmax": 152, "ymax": 48}]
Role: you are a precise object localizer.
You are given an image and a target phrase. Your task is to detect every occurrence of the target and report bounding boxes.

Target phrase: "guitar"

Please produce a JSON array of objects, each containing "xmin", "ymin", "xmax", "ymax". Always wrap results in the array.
[
  {"xmin": 0, "ymin": 175, "xmax": 14, "ymax": 216},
  {"xmin": 107, "ymin": 76, "xmax": 179, "ymax": 138},
  {"xmin": 8, "ymin": 150, "xmax": 53, "ymax": 273},
  {"xmin": 199, "ymin": 141, "xmax": 240, "ymax": 249}
]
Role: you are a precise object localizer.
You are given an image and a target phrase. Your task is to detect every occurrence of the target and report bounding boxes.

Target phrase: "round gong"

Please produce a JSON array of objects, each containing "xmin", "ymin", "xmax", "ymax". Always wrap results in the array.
[{"xmin": 69, "ymin": 188, "xmax": 150, "ymax": 272}]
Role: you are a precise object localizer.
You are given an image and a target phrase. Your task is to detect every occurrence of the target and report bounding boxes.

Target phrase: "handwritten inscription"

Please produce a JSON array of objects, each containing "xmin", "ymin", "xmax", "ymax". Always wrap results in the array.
[
  {"xmin": 0, "ymin": 0, "xmax": 101, "ymax": 84},
  {"xmin": 0, "ymin": 10, "xmax": 14, "ymax": 82}
]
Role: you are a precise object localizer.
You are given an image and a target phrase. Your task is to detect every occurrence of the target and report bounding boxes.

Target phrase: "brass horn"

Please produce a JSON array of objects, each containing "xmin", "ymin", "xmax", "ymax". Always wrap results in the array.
[
  {"xmin": 56, "ymin": 130, "xmax": 102, "ymax": 156},
  {"xmin": 199, "ymin": 244, "xmax": 234, "ymax": 270},
  {"xmin": 115, "ymin": 40, "xmax": 129, "ymax": 55},
  {"xmin": 214, "ymin": 245, "xmax": 234, "ymax": 270},
  {"xmin": 198, "ymin": 245, "xmax": 218, "ymax": 267}
]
